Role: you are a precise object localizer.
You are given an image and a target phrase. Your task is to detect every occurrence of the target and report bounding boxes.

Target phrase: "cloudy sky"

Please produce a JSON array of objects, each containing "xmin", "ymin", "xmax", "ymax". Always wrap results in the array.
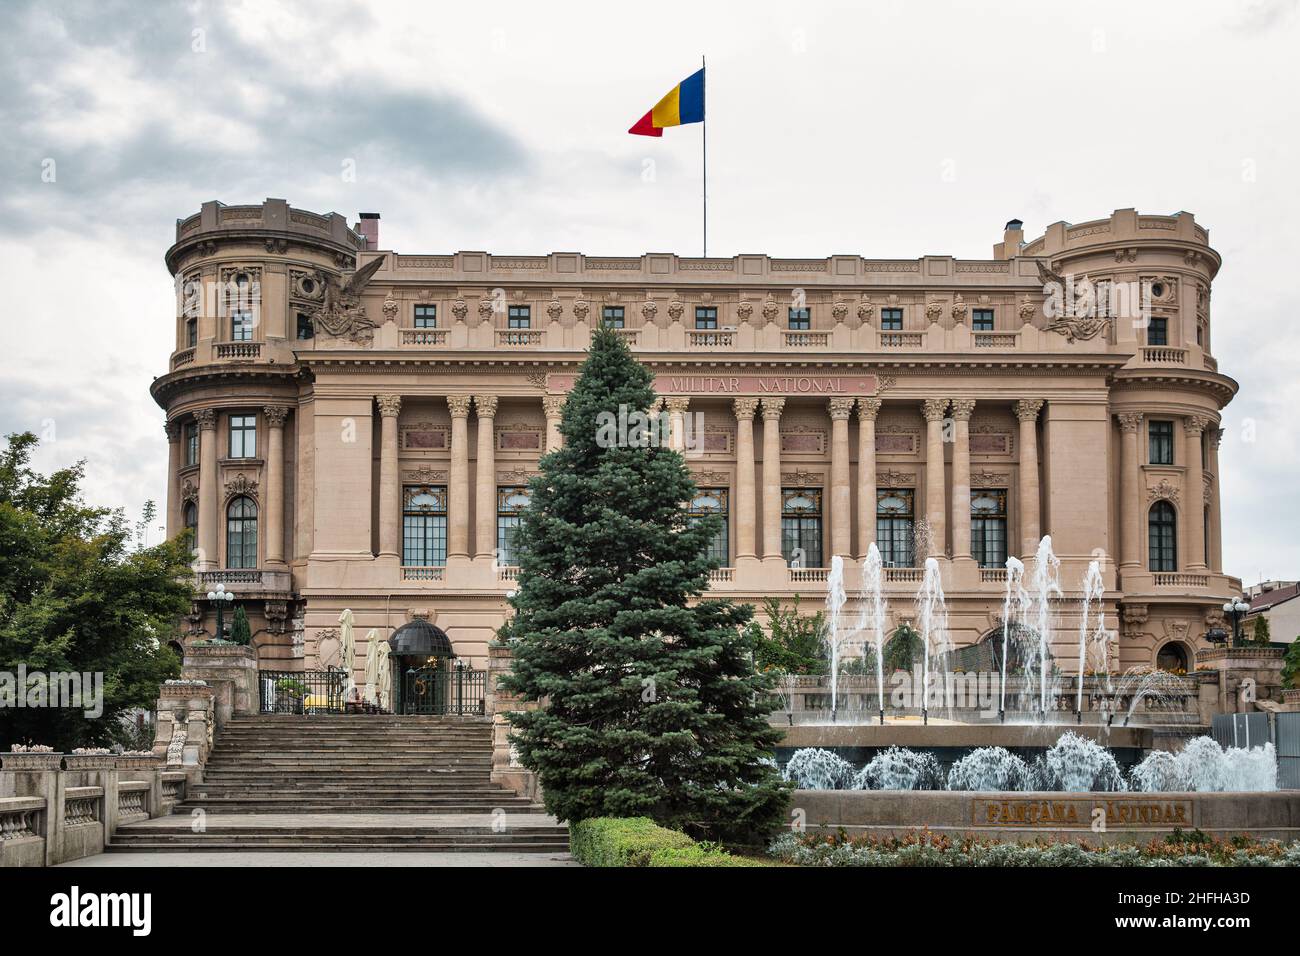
[{"xmin": 0, "ymin": 0, "xmax": 1297, "ymax": 581}]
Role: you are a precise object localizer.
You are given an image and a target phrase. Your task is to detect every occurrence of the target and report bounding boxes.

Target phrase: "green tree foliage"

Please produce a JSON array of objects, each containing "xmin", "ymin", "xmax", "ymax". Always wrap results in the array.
[
  {"xmin": 883, "ymin": 623, "xmax": 924, "ymax": 673},
  {"xmin": 747, "ymin": 595, "xmax": 827, "ymax": 675},
  {"xmin": 228, "ymin": 606, "xmax": 252, "ymax": 646},
  {"xmin": 498, "ymin": 328, "xmax": 790, "ymax": 842},
  {"xmin": 0, "ymin": 433, "xmax": 190, "ymax": 750},
  {"xmin": 1282, "ymin": 638, "xmax": 1300, "ymax": 690},
  {"xmin": 1250, "ymin": 614, "xmax": 1272, "ymax": 647}
]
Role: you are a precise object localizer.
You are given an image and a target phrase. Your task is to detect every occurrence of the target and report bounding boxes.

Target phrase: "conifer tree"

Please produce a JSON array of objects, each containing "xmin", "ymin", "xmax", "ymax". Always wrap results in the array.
[{"xmin": 498, "ymin": 328, "xmax": 790, "ymax": 841}]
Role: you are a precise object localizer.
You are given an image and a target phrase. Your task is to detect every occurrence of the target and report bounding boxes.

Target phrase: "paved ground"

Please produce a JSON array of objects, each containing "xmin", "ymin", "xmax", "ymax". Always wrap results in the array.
[
  {"xmin": 121, "ymin": 811, "xmax": 563, "ymax": 830},
  {"xmin": 60, "ymin": 851, "xmax": 577, "ymax": 867}
]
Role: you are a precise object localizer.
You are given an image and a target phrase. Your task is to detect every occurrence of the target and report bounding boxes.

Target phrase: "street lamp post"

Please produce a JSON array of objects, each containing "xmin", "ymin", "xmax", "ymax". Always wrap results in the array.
[
  {"xmin": 206, "ymin": 583, "xmax": 235, "ymax": 640},
  {"xmin": 1222, "ymin": 597, "xmax": 1251, "ymax": 647}
]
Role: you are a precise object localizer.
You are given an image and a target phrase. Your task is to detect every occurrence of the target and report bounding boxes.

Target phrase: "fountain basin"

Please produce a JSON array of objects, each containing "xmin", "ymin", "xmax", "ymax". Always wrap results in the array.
[
  {"xmin": 790, "ymin": 788, "xmax": 1300, "ymax": 844},
  {"xmin": 781, "ymin": 723, "xmax": 1152, "ymax": 752}
]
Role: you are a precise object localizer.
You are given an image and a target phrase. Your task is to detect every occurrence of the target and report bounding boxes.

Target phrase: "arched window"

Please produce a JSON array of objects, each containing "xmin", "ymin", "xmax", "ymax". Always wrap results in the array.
[
  {"xmin": 1148, "ymin": 501, "xmax": 1177, "ymax": 572},
  {"xmin": 226, "ymin": 496, "xmax": 258, "ymax": 569},
  {"xmin": 183, "ymin": 501, "xmax": 198, "ymax": 538}
]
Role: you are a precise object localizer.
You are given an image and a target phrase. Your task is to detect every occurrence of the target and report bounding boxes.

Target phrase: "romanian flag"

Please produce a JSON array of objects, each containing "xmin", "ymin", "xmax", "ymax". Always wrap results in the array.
[{"xmin": 628, "ymin": 68, "xmax": 705, "ymax": 137}]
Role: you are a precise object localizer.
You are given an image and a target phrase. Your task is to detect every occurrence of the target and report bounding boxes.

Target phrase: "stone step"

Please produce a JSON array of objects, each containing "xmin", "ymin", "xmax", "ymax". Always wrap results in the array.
[{"xmin": 107, "ymin": 841, "xmax": 571, "ymax": 853}]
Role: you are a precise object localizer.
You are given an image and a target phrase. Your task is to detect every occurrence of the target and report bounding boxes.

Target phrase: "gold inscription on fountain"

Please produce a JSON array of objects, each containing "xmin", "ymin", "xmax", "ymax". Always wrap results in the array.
[{"xmin": 972, "ymin": 798, "xmax": 1192, "ymax": 828}]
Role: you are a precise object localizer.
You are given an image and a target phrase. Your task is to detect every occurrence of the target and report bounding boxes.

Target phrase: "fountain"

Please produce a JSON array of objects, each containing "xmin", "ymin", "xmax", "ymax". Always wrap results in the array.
[
  {"xmin": 858, "ymin": 544, "xmax": 887, "ymax": 724},
  {"xmin": 914, "ymin": 557, "xmax": 949, "ymax": 724},
  {"xmin": 1075, "ymin": 560, "xmax": 1107, "ymax": 720},
  {"xmin": 947, "ymin": 746, "xmax": 1034, "ymax": 791},
  {"xmin": 999, "ymin": 556, "xmax": 1028, "ymax": 721},
  {"xmin": 852, "ymin": 746, "xmax": 944, "ymax": 791},
  {"xmin": 825, "ymin": 555, "xmax": 847, "ymax": 718},
  {"xmin": 1025, "ymin": 536, "xmax": 1063, "ymax": 716}
]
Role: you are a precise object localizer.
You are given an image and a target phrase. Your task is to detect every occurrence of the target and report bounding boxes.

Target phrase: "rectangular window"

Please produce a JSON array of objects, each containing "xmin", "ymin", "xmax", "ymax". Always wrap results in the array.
[
  {"xmin": 601, "ymin": 306, "xmax": 625, "ymax": 329},
  {"xmin": 688, "ymin": 489, "xmax": 729, "ymax": 566},
  {"xmin": 972, "ymin": 308, "xmax": 994, "ymax": 332},
  {"xmin": 230, "ymin": 310, "xmax": 254, "ymax": 341},
  {"xmin": 186, "ymin": 317, "xmax": 198, "ymax": 348},
  {"xmin": 880, "ymin": 307, "xmax": 903, "ymax": 331},
  {"xmin": 296, "ymin": 312, "xmax": 314, "ymax": 340},
  {"xmin": 1148, "ymin": 317, "xmax": 1168, "ymax": 346},
  {"xmin": 1148, "ymin": 420, "xmax": 1174, "ymax": 465},
  {"xmin": 184, "ymin": 422, "xmax": 199, "ymax": 467},
  {"xmin": 496, "ymin": 486, "xmax": 531, "ymax": 566},
  {"xmin": 508, "ymin": 305, "xmax": 531, "ymax": 329},
  {"xmin": 403, "ymin": 486, "xmax": 448, "ymax": 566},
  {"xmin": 414, "ymin": 305, "xmax": 437, "ymax": 329},
  {"xmin": 876, "ymin": 489, "xmax": 915, "ymax": 568},
  {"xmin": 695, "ymin": 306, "xmax": 718, "ymax": 330},
  {"xmin": 971, "ymin": 489, "xmax": 1008, "ymax": 568},
  {"xmin": 227, "ymin": 272, "xmax": 256, "ymax": 341},
  {"xmin": 228, "ymin": 414, "xmax": 256, "ymax": 459},
  {"xmin": 781, "ymin": 488, "xmax": 823, "ymax": 569},
  {"xmin": 788, "ymin": 307, "xmax": 811, "ymax": 330}
]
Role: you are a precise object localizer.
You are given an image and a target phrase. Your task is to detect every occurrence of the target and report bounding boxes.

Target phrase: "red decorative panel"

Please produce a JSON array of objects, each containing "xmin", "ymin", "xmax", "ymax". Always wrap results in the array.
[{"xmin": 499, "ymin": 431, "xmax": 542, "ymax": 450}]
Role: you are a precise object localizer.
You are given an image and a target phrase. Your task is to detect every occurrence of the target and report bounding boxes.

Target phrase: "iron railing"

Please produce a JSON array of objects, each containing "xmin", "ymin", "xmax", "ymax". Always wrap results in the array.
[
  {"xmin": 399, "ymin": 664, "xmax": 487, "ymax": 716},
  {"xmin": 259, "ymin": 669, "xmax": 348, "ymax": 714}
]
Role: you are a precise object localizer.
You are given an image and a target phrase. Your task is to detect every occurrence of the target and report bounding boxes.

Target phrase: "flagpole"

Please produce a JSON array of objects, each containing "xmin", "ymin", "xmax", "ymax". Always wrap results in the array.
[{"xmin": 702, "ymin": 54, "xmax": 707, "ymax": 258}]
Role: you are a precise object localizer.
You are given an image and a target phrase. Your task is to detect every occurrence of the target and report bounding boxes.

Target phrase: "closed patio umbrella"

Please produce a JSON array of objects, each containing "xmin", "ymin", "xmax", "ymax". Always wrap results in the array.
[
  {"xmin": 363, "ymin": 628, "xmax": 380, "ymax": 705},
  {"xmin": 338, "ymin": 608, "xmax": 357, "ymax": 703}
]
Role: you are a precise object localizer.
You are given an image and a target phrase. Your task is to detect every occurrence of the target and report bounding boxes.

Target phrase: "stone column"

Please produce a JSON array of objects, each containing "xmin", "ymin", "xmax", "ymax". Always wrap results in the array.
[
  {"xmin": 196, "ymin": 408, "xmax": 218, "ymax": 570},
  {"xmin": 1208, "ymin": 426, "xmax": 1223, "ymax": 573},
  {"xmin": 164, "ymin": 421, "xmax": 181, "ymax": 539},
  {"xmin": 856, "ymin": 398, "xmax": 881, "ymax": 559},
  {"xmin": 474, "ymin": 394, "xmax": 499, "ymax": 559},
  {"xmin": 828, "ymin": 397, "xmax": 855, "ymax": 560},
  {"xmin": 447, "ymin": 395, "xmax": 472, "ymax": 559},
  {"xmin": 1116, "ymin": 412, "xmax": 1142, "ymax": 570},
  {"xmin": 263, "ymin": 405, "xmax": 289, "ymax": 567},
  {"xmin": 1184, "ymin": 415, "xmax": 1208, "ymax": 571},
  {"xmin": 666, "ymin": 397, "xmax": 690, "ymax": 451},
  {"xmin": 922, "ymin": 398, "xmax": 949, "ymax": 558},
  {"xmin": 733, "ymin": 398, "xmax": 759, "ymax": 561},
  {"xmin": 1015, "ymin": 399, "xmax": 1044, "ymax": 557},
  {"xmin": 542, "ymin": 394, "xmax": 565, "ymax": 452},
  {"xmin": 376, "ymin": 395, "xmax": 401, "ymax": 559},
  {"xmin": 949, "ymin": 399, "xmax": 976, "ymax": 562},
  {"xmin": 760, "ymin": 397, "xmax": 785, "ymax": 562}
]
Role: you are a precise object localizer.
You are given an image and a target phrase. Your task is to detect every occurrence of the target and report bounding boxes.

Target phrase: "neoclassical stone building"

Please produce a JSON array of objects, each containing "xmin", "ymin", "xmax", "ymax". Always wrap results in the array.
[{"xmin": 153, "ymin": 199, "xmax": 1239, "ymax": 686}]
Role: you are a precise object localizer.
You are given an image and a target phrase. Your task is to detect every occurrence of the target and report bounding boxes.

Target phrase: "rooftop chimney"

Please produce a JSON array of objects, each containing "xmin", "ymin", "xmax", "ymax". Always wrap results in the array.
[
  {"xmin": 994, "ymin": 218, "xmax": 1025, "ymax": 260},
  {"xmin": 355, "ymin": 212, "xmax": 380, "ymax": 250}
]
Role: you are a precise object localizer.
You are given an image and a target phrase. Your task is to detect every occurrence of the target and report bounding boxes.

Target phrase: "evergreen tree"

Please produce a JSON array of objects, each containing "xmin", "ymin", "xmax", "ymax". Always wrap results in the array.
[
  {"xmin": 1250, "ymin": 614, "xmax": 1272, "ymax": 647},
  {"xmin": 229, "ymin": 606, "xmax": 252, "ymax": 646},
  {"xmin": 1282, "ymin": 638, "xmax": 1300, "ymax": 689},
  {"xmin": 498, "ymin": 328, "xmax": 790, "ymax": 841},
  {"xmin": 0, "ymin": 433, "xmax": 189, "ymax": 750}
]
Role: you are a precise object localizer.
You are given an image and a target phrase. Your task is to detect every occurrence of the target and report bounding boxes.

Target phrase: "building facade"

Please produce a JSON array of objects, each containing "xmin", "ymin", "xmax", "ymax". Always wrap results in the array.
[{"xmin": 153, "ymin": 199, "xmax": 1239, "ymax": 686}]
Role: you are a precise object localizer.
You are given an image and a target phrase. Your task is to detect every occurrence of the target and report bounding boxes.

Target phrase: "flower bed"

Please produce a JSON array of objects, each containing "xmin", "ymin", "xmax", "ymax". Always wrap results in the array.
[{"xmin": 769, "ymin": 829, "xmax": 1300, "ymax": 867}]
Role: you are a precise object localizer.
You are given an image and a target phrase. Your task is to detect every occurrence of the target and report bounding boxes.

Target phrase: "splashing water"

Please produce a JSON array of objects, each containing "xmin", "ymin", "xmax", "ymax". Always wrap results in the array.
[
  {"xmin": 1035, "ymin": 731, "xmax": 1126, "ymax": 791},
  {"xmin": 852, "ymin": 746, "xmax": 944, "ymax": 791},
  {"xmin": 1026, "ymin": 536, "xmax": 1063, "ymax": 715},
  {"xmin": 1112, "ymin": 667, "xmax": 1190, "ymax": 726},
  {"xmin": 1000, "ymin": 556, "xmax": 1028, "ymax": 716},
  {"xmin": 858, "ymin": 544, "xmax": 887, "ymax": 717},
  {"xmin": 825, "ymin": 555, "xmax": 847, "ymax": 715},
  {"xmin": 782, "ymin": 748, "xmax": 855, "ymax": 790},
  {"xmin": 947, "ymin": 747, "xmax": 1035, "ymax": 791},
  {"xmin": 1076, "ymin": 560, "xmax": 1107, "ymax": 715},
  {"xmin": 1130, "ymin": 737, "xmax": 1278, "ymax": 792},
  {"xmin": 915, "ymin": 557, "xmax": 949, "ymax": 719}
]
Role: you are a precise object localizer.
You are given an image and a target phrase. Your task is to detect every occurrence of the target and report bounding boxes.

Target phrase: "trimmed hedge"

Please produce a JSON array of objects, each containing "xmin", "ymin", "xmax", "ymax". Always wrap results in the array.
[{"xmin": 570, "ymin": 817, "xmax": 766, "ymax": 867}]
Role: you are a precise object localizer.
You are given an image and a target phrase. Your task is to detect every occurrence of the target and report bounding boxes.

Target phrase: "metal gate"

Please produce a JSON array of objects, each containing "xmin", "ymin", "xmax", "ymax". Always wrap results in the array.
[
  {"xmin": 1210, "ymin": 712, "xmax": 1271, "ymax": 749},
  {"xmin": 1277, "ymin": 712, "xmax": 1300, "ymax": 790},
  {"xmin": 259, "ymin": 669, "xmax": 348, "ymax": 714},
  {"xmin": 399, "ymin": 664, "xmax": 486, "ymax": 716}
]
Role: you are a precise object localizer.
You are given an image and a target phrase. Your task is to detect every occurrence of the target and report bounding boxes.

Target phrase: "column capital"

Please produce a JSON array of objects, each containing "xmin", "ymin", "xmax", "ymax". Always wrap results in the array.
[
  {"xmin": 828, "ymin": 397, "xmax": 855, "ymax": 421},
  {"xmin": 949, "ymin": 398, "xmax": 977, "ymax": 421},
  {"xmin": 760, "ymin": 397, "xmax": 785, "ymax": 420},
  {"xmin": 473, "ymin": 394, "xmax": 499, "ymax": 418},
  {"xmin": 542, "ymin": 394, "xmax": 566, "ymax": 418},
  {"xmin": 1014, "ymin": 399, "xmax": 1044, "ymax": 423},
  {"xmin": 1209, "ymin": 426, "xmax": 1224, "ymax": 449},
  {"xmin": 195, "ymin": 408, "xmax": 217, "ymax": 431},
  {"xmin": 922, "ymin": 398, "xmax": 950, "ymax": 422},
  {"xmin": 856, "ymin": 397, "xmax": 882, "ymax": 421},
  {"xmin": 447, "ymin": 395, "xmax": 473, "ymax": 418},
  {"xmin": 665, "ymin": 396, "xmax": 691, "ymax": 413},
  {"xmin": 264, "ymin": 404, "xmax": 291, "ymax": 427},
  {"xmin": 1116, "ymin": 411, "xmax": 1143, "ymax": 433},
  {"xmin": 375, "ymin": 395, "xmax": 401, "ymax": 419},
  {"xmin": 1183, "ymin": 414, "xmax": 1209, "ymax": 435},
  {"xmin": 164, "ymin": 420, "xmax": 181, "ymax": 442},
  {"xmin": 733, "ymin": 397, "xmax": 759, "ymax": 420}
]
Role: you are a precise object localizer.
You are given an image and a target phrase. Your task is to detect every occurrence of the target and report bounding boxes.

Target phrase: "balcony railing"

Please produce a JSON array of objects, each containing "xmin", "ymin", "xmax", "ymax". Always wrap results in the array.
[
  {"xmin": 1152, "ymin": 572, "xmax": 1209, "ymax": 588},
  {"xmin": 979, "ymin": 567, "xmax": 1009, "ymax": 584},
  {"xmin": 401, "ymin": 566, "xmax": 446, "ymax": 582},
  {"xmin": 884, "ymin": 567, "xmax": 923, "ymax": 584},
  {"xmin": 401, "ymin": 329, "xmax": 448, "ymax": 346},
  {"xmin": 708, "ymin": 567, "xmax": 735, "ymax": 584},
  {"xmin": 973, "ymin": 332, "xmax": 1018, "ymax": 349},
  {"xmin": 1141, "ymin": 346, "xmax": 1187, "ymax": 365},
  {"xmin": 195, "ymin": 569, "xmax": 291, "ymax": 592},
  {"xmin": 172, "ymin": 348, "xmax": 196, "ymax": 369},
  {"xmin": 216, "ymin": 341, "xmax": 262, "ymax": 360},
  {"xmin": 880, "ymin": 332, "xmax": 924, "ymax": 349},
  {"xmin": 497, "ymin": 330, "xmax": 544, "ymax": 347},
  {"xmin": 688, "ymin": 330, "xmax": 735, "ymax": 348},
  {"xmin": 788, "ymin": 567, "xmax": 828, "ymax": 584},
  {"xmin": 783, "ymin": 331, "xmax": 830, "ymax": 348},
  {"xmin": 496, "ymin": 565, "xmax": 520, "ymax": 583}
]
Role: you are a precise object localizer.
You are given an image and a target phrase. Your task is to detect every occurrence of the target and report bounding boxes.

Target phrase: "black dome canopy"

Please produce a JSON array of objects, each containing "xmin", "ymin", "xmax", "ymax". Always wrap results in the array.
[{"xmin": 388, "ymin": 619, "xmax": 453, "ymax": 658}]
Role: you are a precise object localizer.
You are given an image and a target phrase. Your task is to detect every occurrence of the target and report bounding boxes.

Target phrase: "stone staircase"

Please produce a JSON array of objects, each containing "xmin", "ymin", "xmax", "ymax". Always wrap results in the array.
[{"xmin": 108, "ymin": 715, "xmax": 568, "ymax": 853}]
